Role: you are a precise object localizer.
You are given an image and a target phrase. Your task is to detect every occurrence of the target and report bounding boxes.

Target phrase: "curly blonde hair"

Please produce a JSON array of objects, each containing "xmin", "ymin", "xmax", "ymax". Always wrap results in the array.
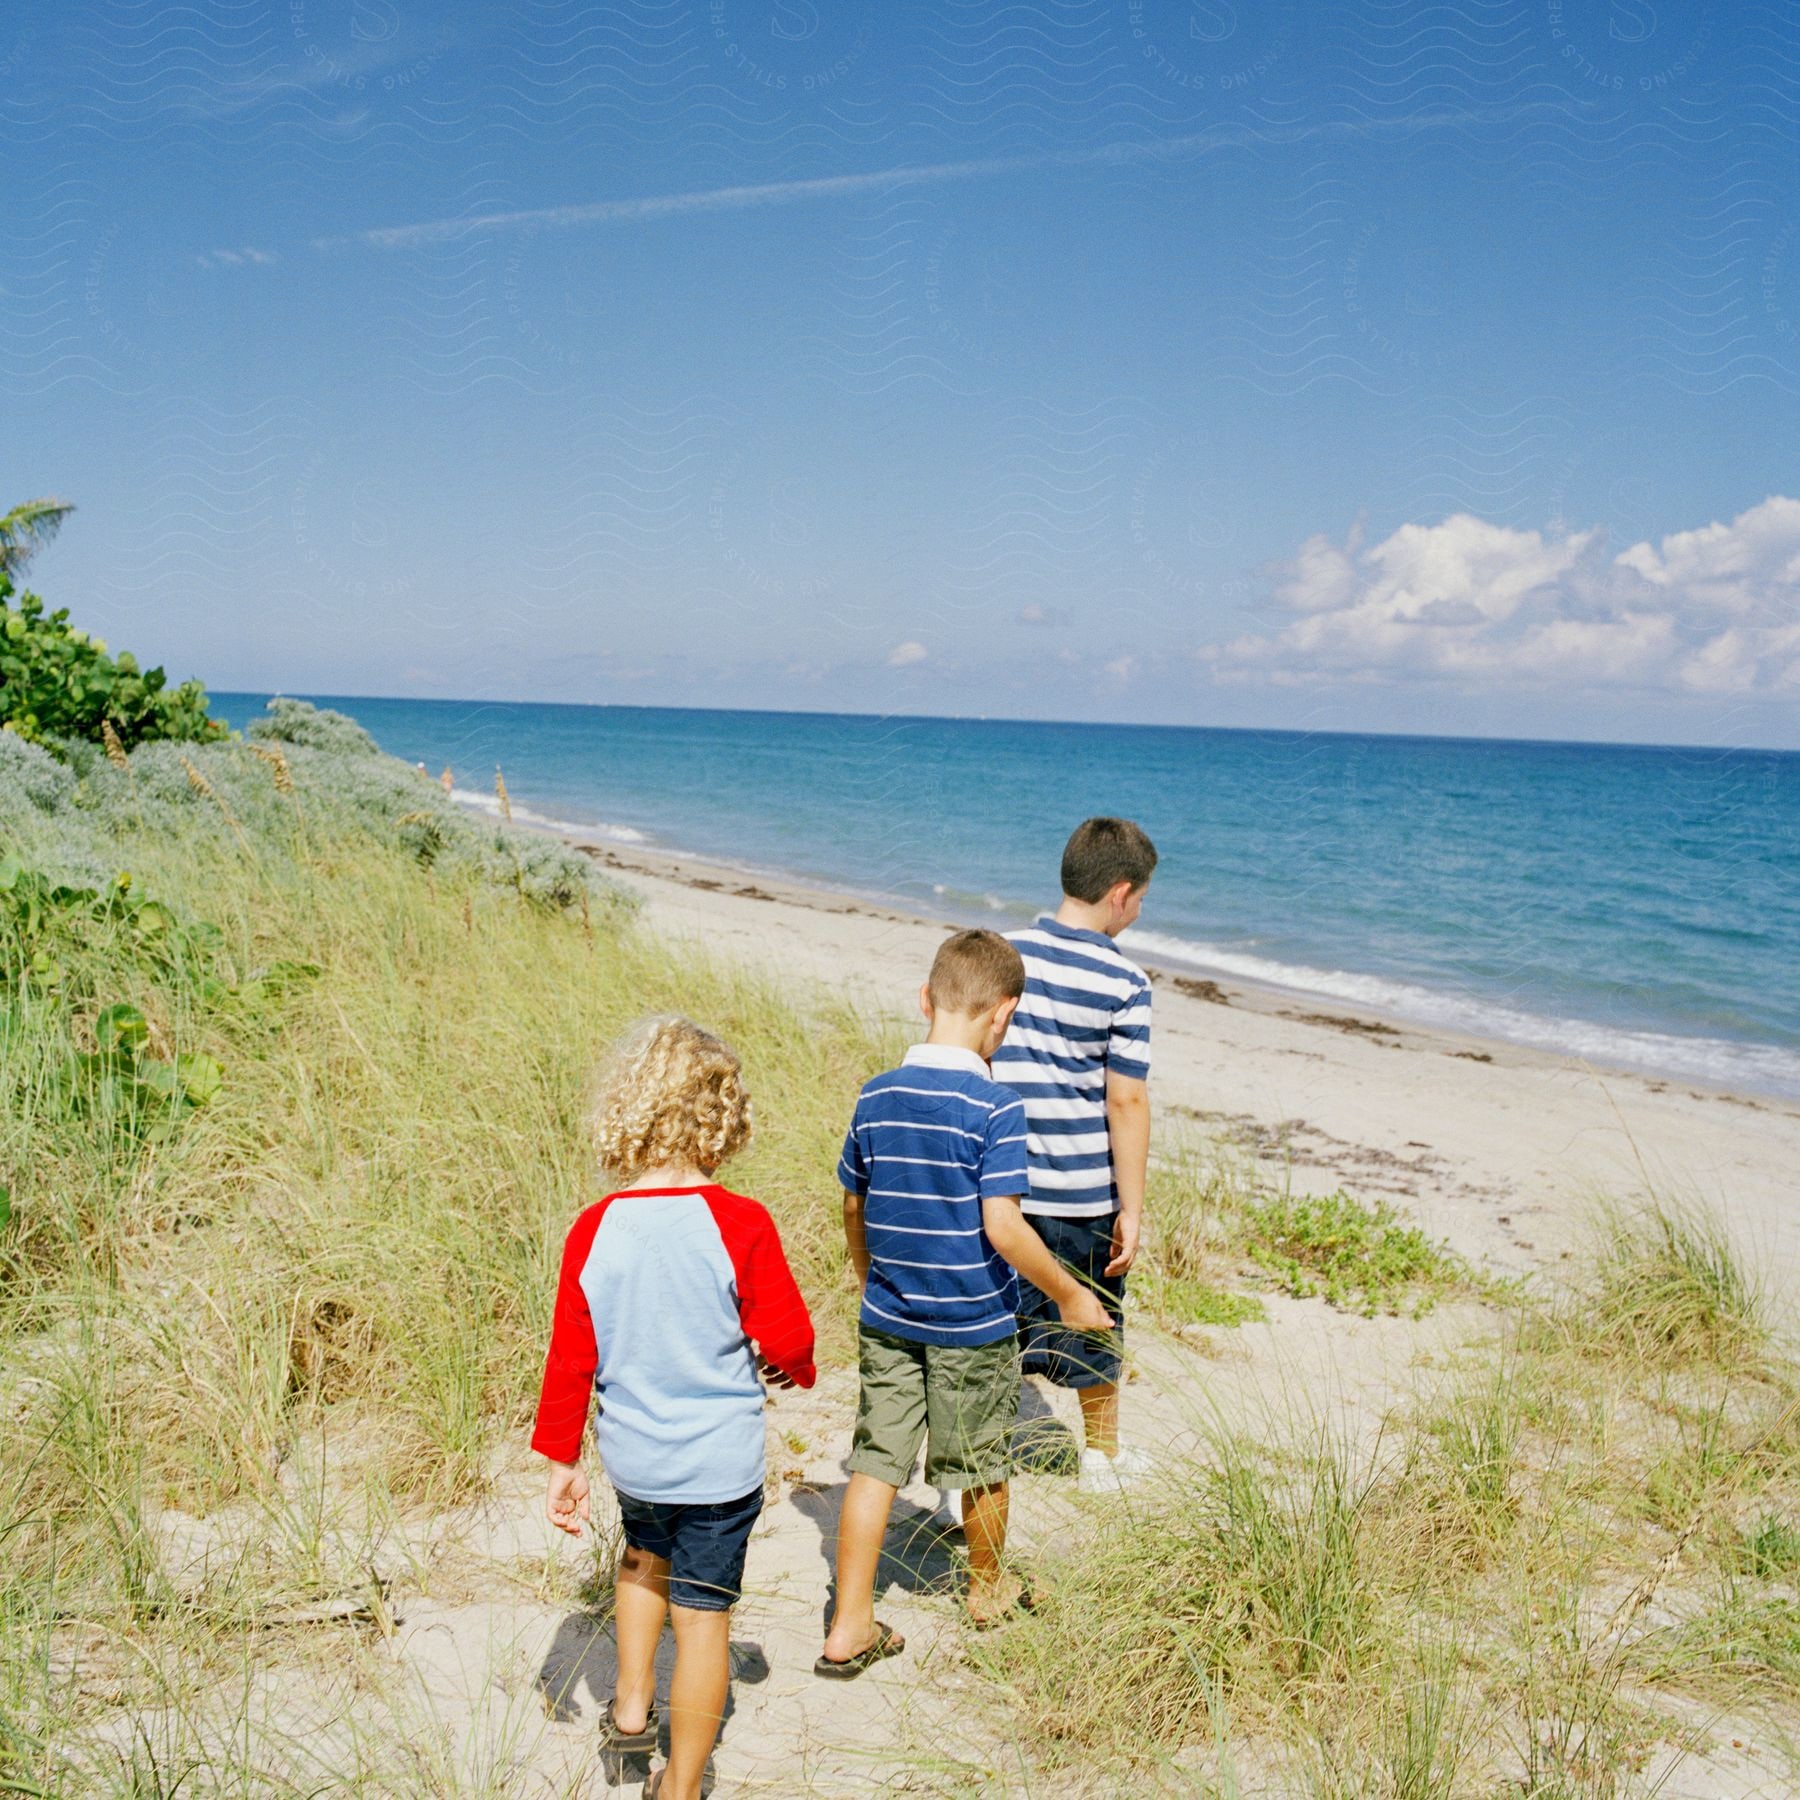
[{"xmin": 590, "ymin": 1016, "xmax": 753, "ymax": 1181}]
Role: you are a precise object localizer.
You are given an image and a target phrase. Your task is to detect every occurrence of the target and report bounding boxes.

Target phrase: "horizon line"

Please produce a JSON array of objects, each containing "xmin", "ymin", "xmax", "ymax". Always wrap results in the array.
[{"xmin": 206, "ymin": 686, "xmax": 1800, "ymax": 761}]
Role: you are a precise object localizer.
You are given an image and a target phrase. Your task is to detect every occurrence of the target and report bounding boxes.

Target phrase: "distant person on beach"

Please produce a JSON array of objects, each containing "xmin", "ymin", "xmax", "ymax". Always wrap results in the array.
[
  {"xmin": 991, "ymin": 817, "xmax": 1156, "ymax": 1493},
  {"xmin": 818, "ymin": 930, "xmax": 1114, "ymax": 1676},
  {"xmin": 532, "ymin": 1018, "xmax": 815, "ymax": 1800}
]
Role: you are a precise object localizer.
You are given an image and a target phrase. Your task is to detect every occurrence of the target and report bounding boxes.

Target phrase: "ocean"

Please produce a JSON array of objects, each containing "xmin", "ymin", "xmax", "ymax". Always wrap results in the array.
[{"xmin": 213, "ymin": 695, "xmax": 1800, "ymax": 1100}]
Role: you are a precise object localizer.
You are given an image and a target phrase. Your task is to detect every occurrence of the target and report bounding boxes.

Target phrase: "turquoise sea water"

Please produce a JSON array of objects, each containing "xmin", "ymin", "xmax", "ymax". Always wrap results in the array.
[{"xmin": 215, "ymin": 696, "xmax": 1800, "ymax": 1099}]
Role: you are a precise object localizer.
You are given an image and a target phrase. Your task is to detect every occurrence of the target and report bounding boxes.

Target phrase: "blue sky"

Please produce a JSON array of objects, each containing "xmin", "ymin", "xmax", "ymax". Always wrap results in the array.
[{"xmin": 5, "ymin": 0, "xmax": 1798, "ymax": 746}]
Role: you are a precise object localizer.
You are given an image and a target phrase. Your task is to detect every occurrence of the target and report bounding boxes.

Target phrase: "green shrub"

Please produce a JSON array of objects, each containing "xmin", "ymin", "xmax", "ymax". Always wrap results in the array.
[
  {"xmin": 1242, "ymin": 1189, "xmax": 1470, "ymax": 1317},
  {"xmin": 1142, "ymin": 1269, "xmax": 1266, "ymax": 1329},
  {"xmin": 0, "ymin": 577, "xmax": 225, "ymax": 752},
  {"xmin": 0, "ymin": 727, "xmax": 77, "ymax": 812},
  {"xmin": 0, "ymin": 856, "xmax": 221, "ymax": 1006},
  {"xmin": 3, "ymin": 699, "xmax": 631, "ymax": 919},
  {"xmin": 0, "ymin": 856, "xmax": 234, "ymax": 1158},
  {"xmin": 247, "ymin": 696, "xmax": 378, "ymax": 756},
  {"xmin": 56, "ymin": 998, "xmax": 223, "ymax": 1141}
]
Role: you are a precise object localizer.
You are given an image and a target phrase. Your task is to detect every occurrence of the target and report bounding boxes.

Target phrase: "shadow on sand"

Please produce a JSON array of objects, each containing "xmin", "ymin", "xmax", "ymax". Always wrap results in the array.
[
  {"xmin": 535, "ymin": 1610, "xmax": 771, "ymax": 1792},
  {"xmin": 786, "ymin": 1478, "xmax": 965, "ymax": 1638}
]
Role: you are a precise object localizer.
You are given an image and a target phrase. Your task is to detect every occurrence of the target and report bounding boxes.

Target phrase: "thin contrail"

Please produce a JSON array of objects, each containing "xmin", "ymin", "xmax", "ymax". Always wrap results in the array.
[{"xmin": 314, "ymin": 104, "xmax": 1574, "ymax": 253}]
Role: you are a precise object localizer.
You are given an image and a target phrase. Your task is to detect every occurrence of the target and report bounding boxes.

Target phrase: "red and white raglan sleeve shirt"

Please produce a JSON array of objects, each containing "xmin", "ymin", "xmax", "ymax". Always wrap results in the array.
[{"xmin": 530, "ymin": 1185, "xmax": 814, "ymax": 1501}]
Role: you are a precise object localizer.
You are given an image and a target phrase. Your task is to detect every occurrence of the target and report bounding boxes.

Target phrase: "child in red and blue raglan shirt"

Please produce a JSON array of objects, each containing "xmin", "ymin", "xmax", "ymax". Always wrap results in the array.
[{"xmin": 533, "ymin": 1016, "xmax": 814, "ymax": 1800}]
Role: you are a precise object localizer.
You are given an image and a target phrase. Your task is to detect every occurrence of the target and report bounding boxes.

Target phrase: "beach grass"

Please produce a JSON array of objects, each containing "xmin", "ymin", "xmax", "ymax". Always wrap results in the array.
[
  {"xmin": 1560, "ymin": 1195, "xmax": 1771, "ymax": 1376},
  {"xmin": 967, "ymin": 1184, "xmax": 1800, "ymax": 1797}
]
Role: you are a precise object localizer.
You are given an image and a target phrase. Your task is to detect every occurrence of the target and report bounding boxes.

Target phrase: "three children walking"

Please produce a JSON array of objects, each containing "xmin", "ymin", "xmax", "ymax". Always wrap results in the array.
[{"xmin": 532, "ymin": 818, "xmax": 1157, "ymax": 1798}]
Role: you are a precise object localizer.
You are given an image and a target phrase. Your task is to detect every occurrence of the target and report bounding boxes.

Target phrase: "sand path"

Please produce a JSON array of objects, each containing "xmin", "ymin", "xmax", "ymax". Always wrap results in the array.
[{"xmin": 368, "ymin": 1296, "xmax": 1494, "ymax": 1797}]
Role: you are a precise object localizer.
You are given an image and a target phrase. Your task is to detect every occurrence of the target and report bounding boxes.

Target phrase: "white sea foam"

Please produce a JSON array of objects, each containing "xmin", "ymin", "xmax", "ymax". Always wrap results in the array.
[
  {"xmin": 931, "ymin": 881, "xmax": 1014, "ymax": 914},
  {"xmin": 1120, "ymin": 927, "xmax": 1800, "ymax": 1100},
  {"xmin": 450, "ymin": 787, "xmax": 647, "ymax": 845}
]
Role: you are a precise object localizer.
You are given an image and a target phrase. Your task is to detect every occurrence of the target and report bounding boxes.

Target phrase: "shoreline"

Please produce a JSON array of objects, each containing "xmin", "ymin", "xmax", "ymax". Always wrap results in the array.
[
  {"xmin": 439, "ymin": 779, "xmax": 1798, "ymax": 1106},
  {"xmin": 422, "ymin": 731, "xmax": 1800, "ymax": 1103},
  {"xmin": 536, "ymin": 822, "xmax": 1800, "ymax": 1289},
  {"xmin": 552, "ymin": 824, "xmax": 1786, "ymax": 1113},
  {"xmin": 578, "ymin": 834, "xmax": 1538, "ymax": 1060}
]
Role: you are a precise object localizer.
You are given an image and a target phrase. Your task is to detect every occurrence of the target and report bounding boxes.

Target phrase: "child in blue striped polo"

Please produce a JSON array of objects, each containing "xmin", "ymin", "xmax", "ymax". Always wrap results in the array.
[
  {"xmin": 816, "ymin": 930, "xmax": 1114, "ymax": 1676},
  {"xmin": 991, "ymin": 817, "xmax": 1157, "ymax": 1494}
]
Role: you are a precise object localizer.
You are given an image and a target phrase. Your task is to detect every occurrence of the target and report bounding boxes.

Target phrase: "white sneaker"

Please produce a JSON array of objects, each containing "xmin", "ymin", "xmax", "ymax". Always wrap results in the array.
[
  {"xmin": 933, "ymin": 1486, "xmax": 964, "ymax": 1533},
  {"xmin": 1078, "ymin": 1447, "xmax": 1152, "ymax": 1495}
]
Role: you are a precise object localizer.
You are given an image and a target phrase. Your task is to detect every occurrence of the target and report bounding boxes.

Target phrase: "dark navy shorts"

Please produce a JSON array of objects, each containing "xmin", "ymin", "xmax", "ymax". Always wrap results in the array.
[
  {"xmin": 613, "ymin": 1484, "xmax": 762, "ymax": 1613},
  {"xmin": 1017, "ymin": 1212, "xmax": 1125, "ymax": 1390}
]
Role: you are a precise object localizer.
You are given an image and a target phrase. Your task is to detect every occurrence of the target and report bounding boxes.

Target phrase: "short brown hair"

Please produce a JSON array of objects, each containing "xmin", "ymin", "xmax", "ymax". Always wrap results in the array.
[
  {"xmin": 927, "ymin": 929, "xmax": 1025, "ymax": 1015},
  {"xmin": 590, "ymin": 1016, "xmax": 753, "ymax": 1180},
  {"xmin": 1060, "ymin": 816, "xmax": 1158, "ymax": 904}
]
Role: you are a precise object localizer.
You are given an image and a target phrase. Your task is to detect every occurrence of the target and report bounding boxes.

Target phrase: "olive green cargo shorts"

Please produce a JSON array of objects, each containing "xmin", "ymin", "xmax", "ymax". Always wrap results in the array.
[{"xmin": 847, "ymin": 1326, "xmax": 1020, "ymax": 1489}]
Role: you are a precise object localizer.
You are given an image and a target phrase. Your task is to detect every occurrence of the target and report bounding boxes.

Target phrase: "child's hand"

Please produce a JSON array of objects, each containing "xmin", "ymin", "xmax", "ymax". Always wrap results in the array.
[
  {"xmin": 1057, "ymin": 1286, "xmax": 1115, "ymax": 1334},
  {"xmin": 759, "ymin": 1355, "xmax": 797, "ymax": 1390},
  {"xmin": 1104, "ymin": 1211, "xmax": 1141, "ymax": 1277},
  {"xmin": 544, "ymin": 1460, "xmax": 591, "ymax": 1537}
]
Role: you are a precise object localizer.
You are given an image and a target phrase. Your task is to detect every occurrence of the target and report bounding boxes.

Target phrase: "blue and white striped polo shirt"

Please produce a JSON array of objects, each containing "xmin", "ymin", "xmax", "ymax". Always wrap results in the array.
[
  {"xmin": 991, "ymin": 916, "xmax": 1153, "ymax": 1219},
  {"xmin": 837, "ymin": 1044, "xmax": 1031, "ymax": 1348}
]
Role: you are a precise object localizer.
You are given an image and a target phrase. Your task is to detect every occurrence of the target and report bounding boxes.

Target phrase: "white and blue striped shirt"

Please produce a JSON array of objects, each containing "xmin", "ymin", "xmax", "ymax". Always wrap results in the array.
[
  {"xmin": 991, "ymin": 916, "xmax": 1153, "ymax": 1219},
  {"xmin": 838, "ymin": 1044, "xmax": 1031, "ymax": 1347}
]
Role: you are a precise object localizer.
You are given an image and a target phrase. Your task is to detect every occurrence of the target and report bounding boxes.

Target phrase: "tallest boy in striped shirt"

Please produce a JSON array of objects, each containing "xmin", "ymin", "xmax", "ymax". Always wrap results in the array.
[{"xmin": 992, "ymin": 816, "xmax": 1157, "ymax": 1494}]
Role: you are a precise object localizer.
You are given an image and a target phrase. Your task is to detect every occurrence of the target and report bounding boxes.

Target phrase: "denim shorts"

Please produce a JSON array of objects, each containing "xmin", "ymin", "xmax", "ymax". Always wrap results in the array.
[
  {"xmin": 613, "ymin": 1484, "xmax": 762, "ymax": 1612},
  {"xmin": 1016, "ymin": 1212, "xmax": 1125, "ymax": 1389}
]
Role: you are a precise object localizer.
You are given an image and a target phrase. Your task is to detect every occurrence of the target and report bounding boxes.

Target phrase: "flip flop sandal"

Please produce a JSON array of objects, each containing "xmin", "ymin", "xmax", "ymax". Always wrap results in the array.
[
  {"xmin": 599, "ymin": 1698, "xmax": 659, "ymax": 1753},
  {"xmin": 813, "ymin": 1619, "xmax": 906, "ymax": 1679},
  {"xmin": 969, "ymin": 1583, "xmax": 1039, "ymax": 1631}
]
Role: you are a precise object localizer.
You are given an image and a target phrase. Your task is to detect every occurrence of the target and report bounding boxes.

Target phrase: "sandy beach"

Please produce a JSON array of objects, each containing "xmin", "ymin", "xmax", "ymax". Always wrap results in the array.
[
  {"xmin": 573, "ymin": 834, "xmax": 1800, "ymax": 1293},
  {"xmin": 16, "ymin": 720, "xmax": 1796, "ymax": 1799}
]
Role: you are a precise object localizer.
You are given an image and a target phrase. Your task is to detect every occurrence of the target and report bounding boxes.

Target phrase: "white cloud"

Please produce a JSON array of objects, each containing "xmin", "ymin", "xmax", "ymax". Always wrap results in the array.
[
  {"xmin": 1271, "ymin": 524, "xmax": 1362, "ymax": 614},
  {"xmin": 1018, "ymin": 602, "xmax": 1067, "ymax": 627},
  {"xmin": 1612, "ymin": 494, "xmax": 1800, "ymax": 613},
  {"xmin": 1678, "ymin": 620, "xmax": 1800, "ymax": 695},
  {"xmin": 1678, "ymin": 626, "xmax": 1757, "ymax": 694},
  {"xmin": 197, "ymin": 246, "xmax": 280, "ymax": 270},
  {"xmin": 1212, "ymin": 497, "xmax": 1800, "ymax": 695},
  {"xmin": 1104, "ymin": 654, "xmax": 1137, "ymax": 682},
  {"xmin": 886, "ymin": 640, "xmax": 928, "ymax": 668}
]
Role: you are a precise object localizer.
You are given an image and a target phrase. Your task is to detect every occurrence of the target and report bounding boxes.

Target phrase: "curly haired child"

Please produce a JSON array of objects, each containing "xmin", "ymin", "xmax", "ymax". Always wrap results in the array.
[{"xmin": 532, "ymin": 1017, "xmax": 815, "ymax": 1800}]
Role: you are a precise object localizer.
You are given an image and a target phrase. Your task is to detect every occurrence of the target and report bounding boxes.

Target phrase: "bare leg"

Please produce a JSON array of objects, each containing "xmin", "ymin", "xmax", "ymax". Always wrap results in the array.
[
  {"xmin": 821, "ymin": 1472, "xmax": 901, "ymax": 1662},
  {"xmin": 661, "ymin": 1603, "xmax": 731, "ymax": 1800},
  {"xmin": 612, "ymin": 1545, "xmax": 669, "ymax": 1734},
  {"xmin": 961, "ymin": 1480, "xmax": 1023, "ymax": 1623},
  {"xmin": 1077, "ymin": 1383, "xmax": 1119, "ymax": 1457}
]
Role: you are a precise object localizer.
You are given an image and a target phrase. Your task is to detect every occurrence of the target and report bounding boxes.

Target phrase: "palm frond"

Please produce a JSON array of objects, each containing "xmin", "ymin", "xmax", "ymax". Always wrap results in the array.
[{"xmin": 0, "ymin": 498, "xmax": 76, "ymax": 575}]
